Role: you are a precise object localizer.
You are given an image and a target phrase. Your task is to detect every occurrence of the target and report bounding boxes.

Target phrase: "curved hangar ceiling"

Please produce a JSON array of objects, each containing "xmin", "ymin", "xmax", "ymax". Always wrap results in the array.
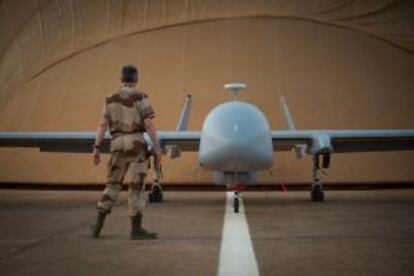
[{"xmin": 1, "ymin": 0, "xmax": 413, "ymax": 87}]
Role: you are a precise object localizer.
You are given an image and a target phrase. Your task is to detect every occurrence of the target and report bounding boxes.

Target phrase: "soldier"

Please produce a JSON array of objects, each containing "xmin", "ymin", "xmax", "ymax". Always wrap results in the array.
[{"xmin": 91, "ymin": 65, "xmax": 162, "ymax": 240}]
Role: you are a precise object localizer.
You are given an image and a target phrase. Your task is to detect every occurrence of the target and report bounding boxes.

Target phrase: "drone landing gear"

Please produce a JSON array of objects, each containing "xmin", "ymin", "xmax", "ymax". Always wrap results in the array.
[
  {"xmin": 149, "ymin": 181, "xmax": 163, "ymax": 203},
  {"xmin": 230, "ymin": 183, "xmax": 245, "ymax": 213},
  {"xmin": 233, "ymin": 192, "xmax": 241, "ymax": 213},
  {"xmin": 148, "ymin": 161, "xmax": 163, "ymax": 203},
  {"xmin": 311, "ymin": 183, "xmax": 324, "ymax": 202},
  {"xmin": 311, "ymin": 155, "xmax": 325, "ymax": 202}
]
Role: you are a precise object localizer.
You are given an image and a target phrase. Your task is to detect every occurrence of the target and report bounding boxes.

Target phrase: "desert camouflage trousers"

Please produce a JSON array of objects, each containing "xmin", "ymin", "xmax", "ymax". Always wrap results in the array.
[{"xmin": 97, "ymin": 151, "xmax": 149, "ymax": 217}]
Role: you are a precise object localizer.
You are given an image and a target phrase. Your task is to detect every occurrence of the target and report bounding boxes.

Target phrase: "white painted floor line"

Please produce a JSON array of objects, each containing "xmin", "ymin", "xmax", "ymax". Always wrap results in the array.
[{"xmin": 217, "ymin": 192, "xmax": 260, "ymax": 276}]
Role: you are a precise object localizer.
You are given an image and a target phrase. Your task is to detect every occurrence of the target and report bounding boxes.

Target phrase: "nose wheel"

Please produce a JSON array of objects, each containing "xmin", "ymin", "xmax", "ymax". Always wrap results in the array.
[
  {"xmin": 226, "ymin": 182, "xmax": 245, "ymax": 213},
  {"xmin": 233, "ymin": 192, "xmax": 241, "ymax": 213}
]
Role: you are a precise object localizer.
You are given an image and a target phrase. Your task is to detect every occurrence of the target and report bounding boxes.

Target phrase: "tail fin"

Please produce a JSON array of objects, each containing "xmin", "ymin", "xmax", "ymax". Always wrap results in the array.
[
  {"xmin": 280, "ymin": 96, "xmax": 305, "ymax": 158},
  {"xmin": 176, "ymin": 94, "xmax": 193, "ymax": 131}
]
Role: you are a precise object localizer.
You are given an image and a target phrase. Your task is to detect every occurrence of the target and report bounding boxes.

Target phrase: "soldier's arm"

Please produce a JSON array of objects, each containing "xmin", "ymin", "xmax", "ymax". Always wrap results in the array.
[
  {"xmin": 95, "ymin": 117, "xmax": 109, "ymax": 147},
  {"xmin": 144, "ymin": 118, "xmax": 162, "ymax": 164},
  {"xmin": 92, "ymin": 117, "xmax": 108, "ymax": 166}
]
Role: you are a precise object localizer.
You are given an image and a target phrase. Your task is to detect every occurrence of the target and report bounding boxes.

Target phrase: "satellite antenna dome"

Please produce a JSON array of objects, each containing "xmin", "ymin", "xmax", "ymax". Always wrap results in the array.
[{"xmin": 224, "ymin": 83, "xmax": 247, "ymax": 100}]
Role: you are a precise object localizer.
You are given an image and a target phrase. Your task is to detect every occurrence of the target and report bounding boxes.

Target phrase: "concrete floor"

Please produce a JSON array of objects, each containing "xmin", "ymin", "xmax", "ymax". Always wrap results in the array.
[{"xmin": 0, "ymin": 189, "xmax": 413, "ymax": 275}]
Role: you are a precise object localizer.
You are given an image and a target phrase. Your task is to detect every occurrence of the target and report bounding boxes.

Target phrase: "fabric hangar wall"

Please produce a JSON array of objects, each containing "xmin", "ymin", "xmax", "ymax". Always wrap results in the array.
[{"xmin": 0, "ymin": 0, "xmax": 413, "ymax": 185}]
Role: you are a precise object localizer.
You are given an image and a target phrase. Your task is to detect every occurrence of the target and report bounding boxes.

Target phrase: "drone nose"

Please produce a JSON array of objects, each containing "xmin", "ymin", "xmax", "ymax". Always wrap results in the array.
[
  {"xmin": 199, "ymin": 122, "xmax": 273, "ymax": 171},
  {"xmin": 198, "ymin": 101, "xmax": 274, "ymax": 171}
]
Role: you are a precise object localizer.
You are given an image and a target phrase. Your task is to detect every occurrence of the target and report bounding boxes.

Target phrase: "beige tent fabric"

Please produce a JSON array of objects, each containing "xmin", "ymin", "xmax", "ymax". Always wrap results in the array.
[
  {"xmin": 1, "ymin": 0, "xmax": 414, "ymax": 90},
  {"xmin": 0, "ymin": 0, "xmax": 413, "ymax": 184}
]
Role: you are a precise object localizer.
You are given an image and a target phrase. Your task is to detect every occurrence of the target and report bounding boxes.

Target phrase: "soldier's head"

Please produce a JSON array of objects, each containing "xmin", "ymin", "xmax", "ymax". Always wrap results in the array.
[{"xmin": 121, "ymin": 65, "xmax": 139, "ymax": 84}]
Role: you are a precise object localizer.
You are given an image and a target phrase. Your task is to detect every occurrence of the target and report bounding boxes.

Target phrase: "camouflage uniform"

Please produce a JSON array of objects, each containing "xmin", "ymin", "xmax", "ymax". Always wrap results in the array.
[{"xmin": 97, "ymin": 85, "xmax": 155, "ymax": 217}]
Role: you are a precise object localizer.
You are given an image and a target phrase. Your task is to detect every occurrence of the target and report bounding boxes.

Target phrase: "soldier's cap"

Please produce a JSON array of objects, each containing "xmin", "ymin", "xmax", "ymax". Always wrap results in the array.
[{"xmin": 121, "ymin": 65, "xmax": 138, "ymax": 83}]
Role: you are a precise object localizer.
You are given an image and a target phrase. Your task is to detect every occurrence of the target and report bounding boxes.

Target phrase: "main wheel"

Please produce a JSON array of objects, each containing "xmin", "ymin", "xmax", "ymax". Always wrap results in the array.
[
  {"xmin": 233, "ymin": 197, "xmax": 239, "ymax": 213},
  {"xmin": 311, "ymin": 185, "xmax": 325, "ymax": 202},
  {"xmin": 149, "ymin": 183, "xmax": 163, "ymax": 203}
]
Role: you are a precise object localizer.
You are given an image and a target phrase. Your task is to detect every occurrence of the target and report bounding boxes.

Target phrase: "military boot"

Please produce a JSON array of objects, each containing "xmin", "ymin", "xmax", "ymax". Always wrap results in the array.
[
  {"xmin": 130, "ymin": 213, "xmax": 158, "ymax": 240},
  {"xmin": 90, "ymin": 210, "xmax": 107, "ymax": 238}
]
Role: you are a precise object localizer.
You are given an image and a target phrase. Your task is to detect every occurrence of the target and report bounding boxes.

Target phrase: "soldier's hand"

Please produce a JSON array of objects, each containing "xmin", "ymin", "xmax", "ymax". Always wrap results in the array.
[{"xmin": 93, "ymin": 148, "xmax": 100, "ymax": 166}]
